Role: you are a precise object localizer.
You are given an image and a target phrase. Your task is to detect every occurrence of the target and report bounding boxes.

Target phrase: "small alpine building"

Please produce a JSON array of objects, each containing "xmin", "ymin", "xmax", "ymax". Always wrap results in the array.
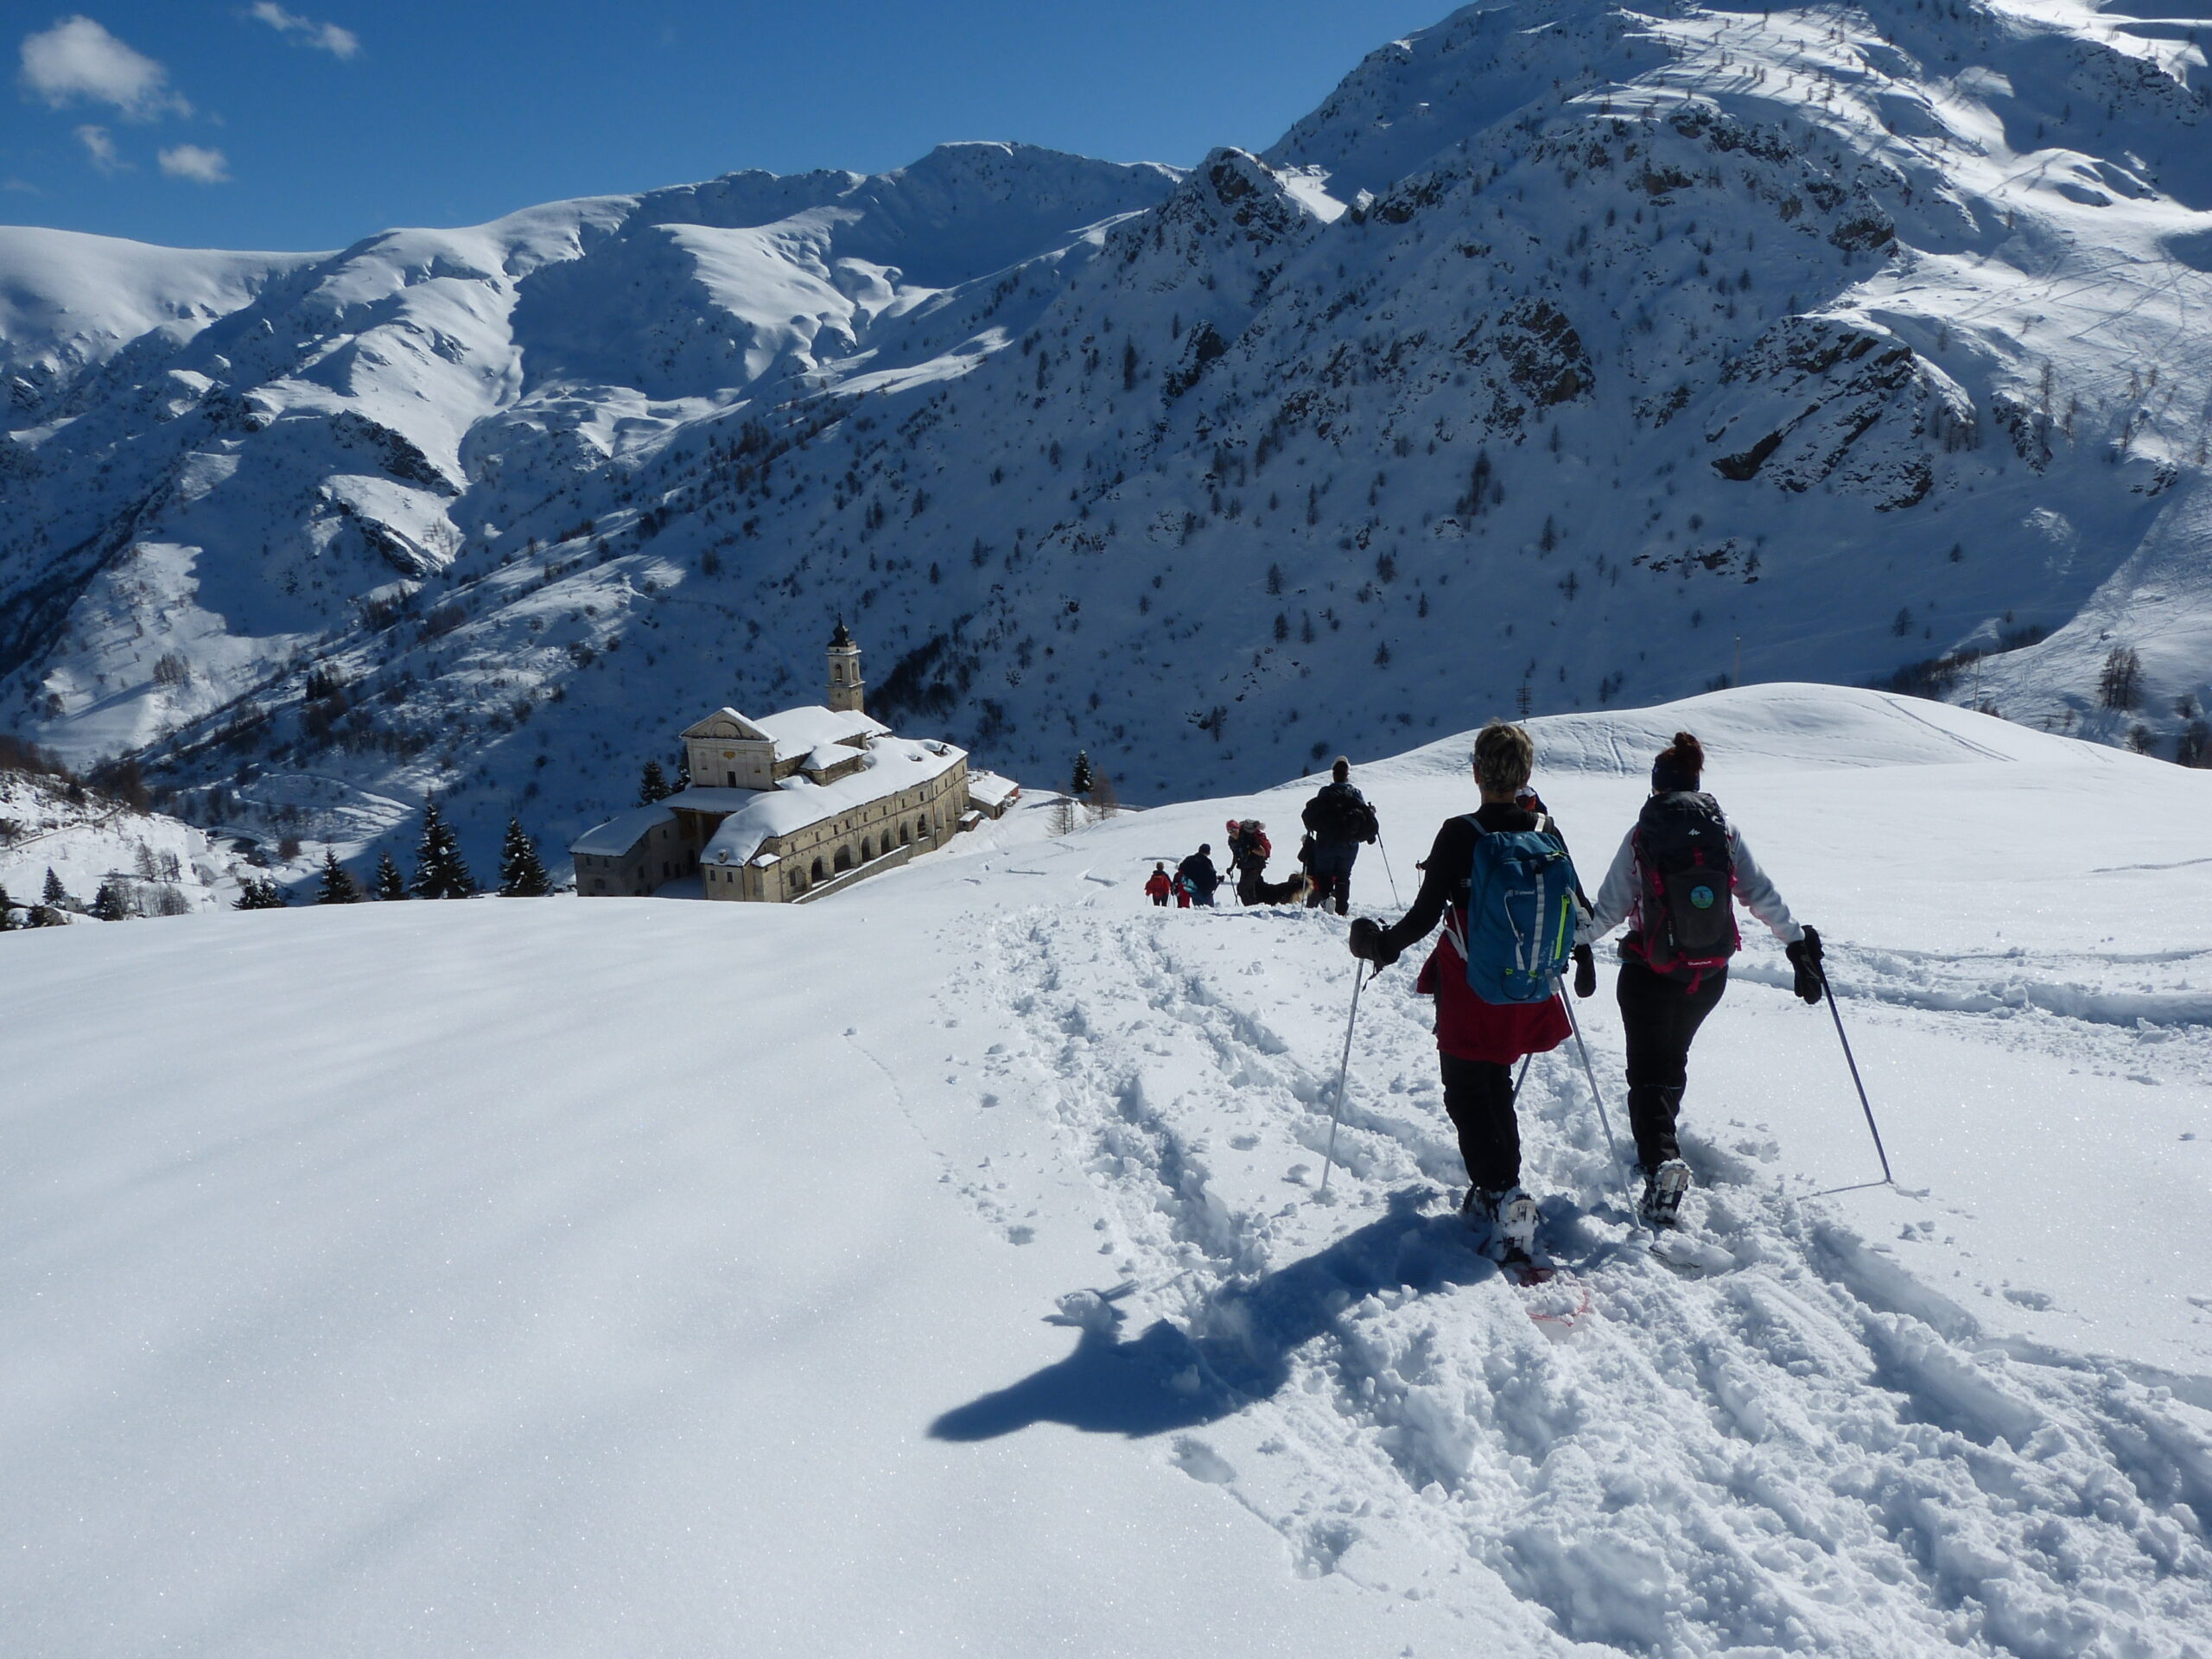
[{"xmin": 570, "ymin": 623, "xmax": 1013, "ymax": 903}]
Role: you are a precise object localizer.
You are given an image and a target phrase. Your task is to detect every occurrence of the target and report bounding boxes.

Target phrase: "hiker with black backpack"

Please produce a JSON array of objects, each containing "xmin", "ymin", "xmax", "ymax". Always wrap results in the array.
[
  {"xmin": 1302, "ymin": 757, "xmax": 1378, "ymax": 916},
  {"xmin": 1345, "ymin": 721, "xmax": 1597, "ymax": 1261},
  {"xmin": 1580, "ymin": 730, "xmax": 1824, "ymax": 1228}
]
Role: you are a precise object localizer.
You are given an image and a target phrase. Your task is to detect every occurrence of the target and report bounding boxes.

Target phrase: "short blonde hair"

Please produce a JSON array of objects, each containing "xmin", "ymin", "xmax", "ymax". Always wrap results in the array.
[{"xmin": 1472, "ymin": 720, "xmax": 1534, "ymax": 794}]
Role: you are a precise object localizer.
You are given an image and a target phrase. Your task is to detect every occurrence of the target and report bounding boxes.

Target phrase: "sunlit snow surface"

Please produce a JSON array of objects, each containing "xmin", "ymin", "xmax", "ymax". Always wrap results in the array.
[{"xmin": 3, "ymin": 686, "xmax": 2209, "ymax": 1655}]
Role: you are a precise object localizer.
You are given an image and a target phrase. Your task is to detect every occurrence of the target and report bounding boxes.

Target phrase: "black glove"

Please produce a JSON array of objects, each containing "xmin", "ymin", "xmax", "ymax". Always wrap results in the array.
[
  {"xmin": 1348, "ymin": 917, "xmax": 1400, "ymax": 969},
  {"xmin": 1573, "ymin": 944, "xmax": 1597, "ymax": 999},
  {"xmin": 1785, "ymin": 925, "xmax": 1825, "ymax": 1005}
]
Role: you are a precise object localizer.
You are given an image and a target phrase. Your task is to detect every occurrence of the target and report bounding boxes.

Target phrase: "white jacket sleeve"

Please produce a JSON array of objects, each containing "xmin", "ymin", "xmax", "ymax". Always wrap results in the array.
[
  {"xmin": 1730, "ymin": 828, "xmax": 1804, "ymax": 944},
  {"xmin": 1579, "ymin": 827, "xmax": 1640, "ymax": 944}
]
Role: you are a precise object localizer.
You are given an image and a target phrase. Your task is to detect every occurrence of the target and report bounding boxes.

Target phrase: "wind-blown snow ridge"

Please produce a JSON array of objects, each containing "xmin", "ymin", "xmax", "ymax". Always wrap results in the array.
[{"xmin": 5, "ymin": 2, "xmax": 2212, "ymax": 887}]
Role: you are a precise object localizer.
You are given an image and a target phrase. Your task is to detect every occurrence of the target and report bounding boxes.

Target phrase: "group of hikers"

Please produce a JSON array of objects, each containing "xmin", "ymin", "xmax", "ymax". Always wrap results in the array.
[
  {"xmin": 1147, "ymin": 725, "xmax": 1822, "ymax": 1246},
  {"xmin": 1144, "ymin": 756, "xmax": 1382, "ymax": 912}
]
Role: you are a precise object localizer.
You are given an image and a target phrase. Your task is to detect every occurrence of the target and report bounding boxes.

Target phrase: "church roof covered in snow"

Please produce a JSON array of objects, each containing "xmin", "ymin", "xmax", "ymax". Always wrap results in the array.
[
  {"xmin": 569, "ymin": 802, "xmax": 676, "ymax": 857},
  {"xmin": 680, "ymin": 704, "xmax": 887, "ymax": 761},
  {"xmin": 701, "ymin": 736, "xmax": 964, "ymax": 867}
]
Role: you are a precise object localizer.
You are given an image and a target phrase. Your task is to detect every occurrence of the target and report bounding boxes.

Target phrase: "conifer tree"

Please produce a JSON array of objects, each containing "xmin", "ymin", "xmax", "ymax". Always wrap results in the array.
[
  {"xmin": 1070, "ymin": 750, "xmax": 1095, "ymax": 798},
  {"xmin": 673, "ymin": 753, "xmax": 691, "ymax": 791},
  {"xmin": 92, "ymin": 879, "xmax": 129, "ymax": 921},
  {"xmin": 372, "ymin": 850, "xmax": 407, "ymax": 900},
  {"xmin": 411, "ymin": 798, "xmax": 475, "ymax": 899},
  {"xmin": 318, "ymin": 850, "xmax": 362, "ymax": 905},
  {"xmin": 498, "ymin": 817, "xmax": 550, "ymax": 897},
  {"xmin": 639, "ymin": 760, "xmax": 671, "ymax": 804},
  {"xmin": 42, "ymin": 867, "xmax": 69, "ymax": 910},
  {"xmin": 232, "ymin": 877, "xmax": 286, "ymax": 910},
  {"xmin": 0, "ymin": 881, "xmax": 11, "ymax": 931}
]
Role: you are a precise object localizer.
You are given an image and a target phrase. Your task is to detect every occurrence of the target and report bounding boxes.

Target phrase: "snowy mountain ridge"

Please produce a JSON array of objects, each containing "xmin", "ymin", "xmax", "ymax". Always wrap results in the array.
[{"xmin": 4, "ymin": 0, "xmax": 2212, "ymax": 878}]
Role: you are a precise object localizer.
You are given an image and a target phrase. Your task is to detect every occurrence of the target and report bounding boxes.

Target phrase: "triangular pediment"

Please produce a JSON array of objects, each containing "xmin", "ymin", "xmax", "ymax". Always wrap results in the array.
[{"xmin": 681, "ymin": 707, "xmax": 771, "ymax": 742}]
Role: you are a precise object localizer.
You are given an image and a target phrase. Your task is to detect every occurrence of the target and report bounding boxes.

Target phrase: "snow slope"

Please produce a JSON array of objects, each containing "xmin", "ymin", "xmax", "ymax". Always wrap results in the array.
[
  {"xmin": 0, "ymin": 766, "xmax": 244, "ymax": 916},
  {"xmin": 7, "ymin": 0, "xmax": 2212, "ymax": 886},
  {"xmin": 5, "ymin": 685, "xmax": 2209, "ymax": 1656}
]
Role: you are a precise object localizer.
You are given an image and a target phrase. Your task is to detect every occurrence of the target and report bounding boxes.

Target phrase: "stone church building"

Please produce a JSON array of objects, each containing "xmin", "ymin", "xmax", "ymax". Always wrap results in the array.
[{"xmin": 570, "ymin": 624, "xmax": 1014, "ymax": 903}]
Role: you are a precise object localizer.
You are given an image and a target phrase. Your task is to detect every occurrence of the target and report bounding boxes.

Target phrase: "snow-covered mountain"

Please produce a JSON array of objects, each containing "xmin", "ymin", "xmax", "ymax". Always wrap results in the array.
[
  {"xmin": 5, "ymin": 0, "xmax": 2212, "ymax": 876},
  {"xmin": 0, "ymin": 755, "xmax": 245, "ymax": 918},
  {"xmin": 6, "ymin": 685, "xmax": 2209, "ymax": 1654}
]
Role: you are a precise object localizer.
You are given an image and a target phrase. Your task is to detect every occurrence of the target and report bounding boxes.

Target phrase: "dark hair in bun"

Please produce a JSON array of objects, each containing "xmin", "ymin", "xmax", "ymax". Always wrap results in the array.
[{"xmin": 1651, "ymin": 731, "xmax": 1704, "ymax": 792}]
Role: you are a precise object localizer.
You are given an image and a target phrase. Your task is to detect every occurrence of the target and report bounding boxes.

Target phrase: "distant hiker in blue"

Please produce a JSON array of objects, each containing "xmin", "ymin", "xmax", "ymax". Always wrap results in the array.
[
  {"xmin": 1176, "ymin": 844, "xmax": 1220, "ymax": 908},
  {"xmin": 1302, "ymin": 756, "xmax": 1377, "ymax": 916}
]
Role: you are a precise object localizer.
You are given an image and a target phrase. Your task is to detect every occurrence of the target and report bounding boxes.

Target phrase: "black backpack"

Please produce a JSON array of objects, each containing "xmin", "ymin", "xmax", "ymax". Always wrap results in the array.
[
  {"xmin": 1305, "ymin": 782, "xmax": 1376, "ymax": 843},
  {"xmin": 1633, "ymin": 791, "xmax": 1738, "ymax": 976}
]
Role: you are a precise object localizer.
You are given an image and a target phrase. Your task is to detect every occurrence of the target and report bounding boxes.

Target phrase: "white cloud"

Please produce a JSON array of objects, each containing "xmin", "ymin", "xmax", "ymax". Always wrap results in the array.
[
  {"xmin": 157, "ymin": 143, "xmax": 230, "ymax": 184},
  {"xmin": 248, "ymin": 3, "xmax": 360, "ymax": 60},
  {"xmin": 74, "ymin": 122, "xmax": 125, "ymax": 173},
  {"xmin": 20, "ymin": 16, "xmax": 190, "ymax": 119}
]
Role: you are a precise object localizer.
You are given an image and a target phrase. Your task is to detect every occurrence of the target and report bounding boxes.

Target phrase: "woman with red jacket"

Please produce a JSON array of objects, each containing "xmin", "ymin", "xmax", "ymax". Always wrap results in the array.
[{"xmin": 1348, "ymin": 721, "xmax": 1595, "ymax": 1256}]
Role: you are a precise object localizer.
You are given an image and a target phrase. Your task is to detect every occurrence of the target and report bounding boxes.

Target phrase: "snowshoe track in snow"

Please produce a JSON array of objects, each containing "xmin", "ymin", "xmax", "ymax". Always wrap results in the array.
[{"xmin": 944, "ymin": 900, "xmax": 2212, "ymax": 1656}]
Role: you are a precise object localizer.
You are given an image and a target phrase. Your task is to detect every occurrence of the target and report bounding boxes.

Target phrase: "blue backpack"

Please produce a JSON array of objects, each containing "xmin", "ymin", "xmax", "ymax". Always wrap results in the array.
[{"xmin": 1462, "ymin": 814, "xmax": 1581, "ymax": 1004}]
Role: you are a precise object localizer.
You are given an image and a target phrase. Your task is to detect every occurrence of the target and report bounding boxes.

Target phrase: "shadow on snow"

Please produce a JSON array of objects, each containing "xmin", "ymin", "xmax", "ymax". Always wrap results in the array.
[{"xmin": 931, "ymin": 1188, "xmax": 1625, "ymax": 1442}]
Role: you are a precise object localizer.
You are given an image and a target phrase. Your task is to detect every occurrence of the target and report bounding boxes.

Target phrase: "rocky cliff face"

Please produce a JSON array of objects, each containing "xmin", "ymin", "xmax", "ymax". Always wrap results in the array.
[{"xmin": 3, "ymin": 0, "xmax": 2209, "ymax": 874}]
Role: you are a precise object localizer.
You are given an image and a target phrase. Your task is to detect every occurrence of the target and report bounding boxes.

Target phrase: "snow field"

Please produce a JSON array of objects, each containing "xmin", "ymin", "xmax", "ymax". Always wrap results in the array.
[{"xmin": 3, "ymin": 685, "xmax": 2210, "ymax": 1655}]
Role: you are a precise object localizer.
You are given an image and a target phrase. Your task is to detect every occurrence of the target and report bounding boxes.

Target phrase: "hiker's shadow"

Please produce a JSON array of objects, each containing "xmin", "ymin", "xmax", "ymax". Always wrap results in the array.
[{"xmin": 931, "ymin": 1189, "xmax": 1539, "ymax": 1443}]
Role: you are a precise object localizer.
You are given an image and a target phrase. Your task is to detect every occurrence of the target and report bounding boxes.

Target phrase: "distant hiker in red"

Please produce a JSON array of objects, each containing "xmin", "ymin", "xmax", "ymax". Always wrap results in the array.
[
  {"xmin": 1145, "ymin": 863, "xmax": 1173, "ymax": 906},
  {"xmin": 1347, "ymin": 721, "xmax": 1596, "ymax": 1261}
]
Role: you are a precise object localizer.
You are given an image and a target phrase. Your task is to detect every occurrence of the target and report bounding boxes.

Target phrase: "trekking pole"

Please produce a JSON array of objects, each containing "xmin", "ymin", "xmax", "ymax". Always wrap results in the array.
[
  {"xmin": 1822, "ymin": 975, "xmax": 1894, "ymax": 1185},
  {"xmin": 1319, "ymin": 962, "xmax": 1375, "ymax": 1198},
  {"xmin": 1374, "ymin": 831, "xmax": 1402, "ymax": 906},
  {"xmin": 1558, "ymin": 981, "xmax": 1635, "ymax": 1206}
]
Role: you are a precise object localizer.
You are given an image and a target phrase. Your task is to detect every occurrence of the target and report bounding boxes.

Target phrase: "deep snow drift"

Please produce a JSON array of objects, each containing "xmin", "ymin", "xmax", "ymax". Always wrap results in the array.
[
  {"xmin": 6, "ymin": 0, "xmax": 2212, "ymax": 884},
  {"xmin": 4, "ymin": 685, "xmax": 2209, "ymax": 1656}
]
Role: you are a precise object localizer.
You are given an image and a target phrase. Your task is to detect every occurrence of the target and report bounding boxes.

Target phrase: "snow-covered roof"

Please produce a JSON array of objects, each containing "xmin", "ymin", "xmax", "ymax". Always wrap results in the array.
[
  {"xmin": 702, "ymin": 735, "xmax": 964, "ymax": 866},
  {"xmin": 750, "ymin": 705, "xmax": 887, "ymax": 759},
  {"xmin": 802, "ymin": 742, "xmax": 855, "ymax": 775},
  {"xmin": 569, "ymin": 803, "xmax": 674, "ymax": 856},
  {"xmin": 968, "ymin": 770, "xmax": 1020, "ymax": 808}
]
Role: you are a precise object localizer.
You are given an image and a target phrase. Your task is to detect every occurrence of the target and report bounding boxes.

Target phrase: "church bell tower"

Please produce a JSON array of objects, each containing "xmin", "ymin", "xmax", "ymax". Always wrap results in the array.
[{"xmin": 826, "ymin": 619, "xmax": 865, "ymax": 714}]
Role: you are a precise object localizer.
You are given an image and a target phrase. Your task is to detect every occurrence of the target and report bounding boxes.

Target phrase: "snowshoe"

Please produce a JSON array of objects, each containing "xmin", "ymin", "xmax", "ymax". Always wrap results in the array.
[
  {"xmin": 1464, "ymin": 1184, "xmax": 1541, "ymax": 1260},
  {"xmin": 1639, "ymin": 1159, "xmax": 1692, "ymax": 1230}
]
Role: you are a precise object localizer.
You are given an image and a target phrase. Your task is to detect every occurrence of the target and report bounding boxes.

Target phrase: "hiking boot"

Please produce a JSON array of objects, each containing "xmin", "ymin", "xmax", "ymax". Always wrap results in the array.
[
  {"xmin": 1640, "ymin": 1159, "xmax": 1692, "ymax": 1229},
  {"xmin": 1465, "ymin": 1185, "xmax": 1539, "ymax": 1256}
]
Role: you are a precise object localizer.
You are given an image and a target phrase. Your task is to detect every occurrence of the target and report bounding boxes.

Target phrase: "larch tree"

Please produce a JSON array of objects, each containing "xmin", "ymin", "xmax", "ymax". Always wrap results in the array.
[
  {"xmin": 371, "ymin": 850, "xmax": 408, "ymax": 901},
  {"xmin": 318, "ymin": 850, "xmax": 362, "ymax": 904},
  {"xmin": 411, "ymin": 798, "xmax": 475, "ymax": 899},
  {"xmin": 498, "ymin": 817, "xmax": 551, "ymax": 897}
]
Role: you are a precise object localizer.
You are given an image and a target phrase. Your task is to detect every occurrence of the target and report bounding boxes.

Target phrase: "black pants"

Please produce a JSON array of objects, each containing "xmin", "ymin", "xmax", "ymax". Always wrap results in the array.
[
  {"xmin": 1616, "ymin": 960, "xmax": 1728, "ymax": 1168},
  {"xmin": 1440, "ymin": 1052, "xmax": 1520, "ymax": 1193},
  {"xmin": 1306, "ymin": 843, "xmax": 1356, "ymax": 915}
]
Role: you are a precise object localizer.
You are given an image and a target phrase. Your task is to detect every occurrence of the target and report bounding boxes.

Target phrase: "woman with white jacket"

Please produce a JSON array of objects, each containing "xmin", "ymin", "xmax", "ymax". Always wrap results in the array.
[{"xmin": 1580, "ymin": 731, "xmax": 1826, "ymax": 1226}]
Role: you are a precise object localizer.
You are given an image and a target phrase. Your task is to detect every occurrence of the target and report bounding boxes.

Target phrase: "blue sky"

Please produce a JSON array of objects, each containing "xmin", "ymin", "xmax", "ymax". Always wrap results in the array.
[{"xmin": 4, "ymin": 3, "xmax": 1446, "ymax": 251}]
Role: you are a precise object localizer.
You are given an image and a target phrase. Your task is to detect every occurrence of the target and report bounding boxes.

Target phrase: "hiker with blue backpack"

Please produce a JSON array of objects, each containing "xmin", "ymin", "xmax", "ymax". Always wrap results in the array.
[
  {"xmin": 1346, "ymin": 721, "xmax": 1595, "ymax": 1259},
  {"xmin": 1580, "ymin": 730, "xmax": 1825, "ymax": 1227}
]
